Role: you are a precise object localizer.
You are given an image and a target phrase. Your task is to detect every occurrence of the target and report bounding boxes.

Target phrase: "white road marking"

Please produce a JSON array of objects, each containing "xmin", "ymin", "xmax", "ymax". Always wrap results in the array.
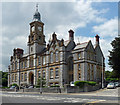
[{"xmin": 1, "ymin": 93, "xmax": 107, "ymax": 103}]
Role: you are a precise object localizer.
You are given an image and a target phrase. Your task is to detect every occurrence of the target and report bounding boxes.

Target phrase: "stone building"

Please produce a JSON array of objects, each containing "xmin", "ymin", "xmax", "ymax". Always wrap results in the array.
[{"xmin": 8, "ymin": 6, "xmax": 105, "ymax": 88}]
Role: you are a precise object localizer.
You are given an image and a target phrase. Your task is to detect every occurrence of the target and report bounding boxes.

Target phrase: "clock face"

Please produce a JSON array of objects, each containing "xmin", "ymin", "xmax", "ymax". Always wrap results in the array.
[
  {"xmin": 38, "ymin": 26, "xmax": 42, "ymax": 31},
  {"xmin": 32, "ymin": 26, "xmax": 35, "ymax": 32}
]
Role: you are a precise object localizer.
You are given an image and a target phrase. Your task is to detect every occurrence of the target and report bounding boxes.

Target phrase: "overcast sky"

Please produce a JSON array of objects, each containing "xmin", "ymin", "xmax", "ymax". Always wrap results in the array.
[{"xmin": 1, "ymin": 1, "xmax": 118, "ymax": 72}]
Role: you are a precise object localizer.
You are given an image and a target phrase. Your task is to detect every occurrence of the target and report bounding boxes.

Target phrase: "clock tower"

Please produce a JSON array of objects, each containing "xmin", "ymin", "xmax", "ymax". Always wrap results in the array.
[{"xmin": 28, "ymin": 4, "xmax": 46, "ymax": 54}]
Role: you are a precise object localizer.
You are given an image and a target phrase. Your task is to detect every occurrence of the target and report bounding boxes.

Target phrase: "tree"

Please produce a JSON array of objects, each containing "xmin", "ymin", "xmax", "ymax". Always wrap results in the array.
[
  {"xmin": 0, "ymin": 71, "xmax": 8, "ymax": 87},
  {"xmin": 108, "ymin": 36, "xmax": 120, "ymax": 78},
  {"xmin": 2, "ymin": 78, "xmax": 8, "ymax": 87},
  {"xmin": 36, "ymin": 77, "xmax": 46, "ymax": 87}
]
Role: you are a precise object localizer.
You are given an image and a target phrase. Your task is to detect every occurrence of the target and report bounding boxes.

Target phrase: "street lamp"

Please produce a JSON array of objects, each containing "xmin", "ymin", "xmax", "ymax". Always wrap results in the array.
[
  {"xmin": 102, "ymin": 57, "xmax": 104, "ymax": 89},
  {"xmin": 40, "ymin": 77, "xmax": 42, "ymax": 94},
  {"xmin": 40, "ymin": 57, "xmax": 42, "ymax": 94}
]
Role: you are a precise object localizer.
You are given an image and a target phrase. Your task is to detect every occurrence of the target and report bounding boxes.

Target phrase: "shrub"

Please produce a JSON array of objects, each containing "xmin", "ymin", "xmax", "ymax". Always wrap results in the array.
[
  {"xmin": 12, "ymin": 83, "xmax": 19, "ymax": 88},
  {"xmin": 35, "ymin": 85, "xmax": 40, "ymax": 88},
  {"xmin": 87, "ymin": 81, "xmax": 96, "ymax": 86},
  {"xmin": 2, "ymin": 78, "xmax": 8, "ymax": 87},
  {"xmin": 50, "ymin": 85, "xmax": 60, "ymax": 87},
  {"xmin": 74, "ymin": 81, "xmax": 97, "ymax": 87},
  {"xmin": 74, "ymin": 81, "xmax": 87, "ymax": 88},
  {"xmin": 2, "ymin": 86, "xmax": 9, "ymax": 89}
]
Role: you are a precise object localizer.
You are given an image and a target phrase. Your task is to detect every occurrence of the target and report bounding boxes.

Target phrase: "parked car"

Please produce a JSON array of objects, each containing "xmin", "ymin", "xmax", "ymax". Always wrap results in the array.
[
  {"xmin": 114, "ymin": 82, "xmax": 120, "ymax": 87},
  {"xmin": 107, "ymin": 82, "xmax": 116, "ymax": 89},
  {"xmin": 70, "ymin": 81, "xmax": 75, "ymax": 86},
  {"xmin": 10, "ymin": 86, "xmax": 16, "ymax": 89},
  {"xmin": 28, "ymin": 85, "xmax": 34, "ymax": 88}
]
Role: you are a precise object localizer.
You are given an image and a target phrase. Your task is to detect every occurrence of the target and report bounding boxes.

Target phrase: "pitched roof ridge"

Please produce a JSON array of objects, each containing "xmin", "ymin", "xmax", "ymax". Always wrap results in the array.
[
  {"xmin": 64, "ymin": 40, "xmax": 69, "ymax": 42},
  {"xmin": 76, "ymin": 41, "xmax": 89, "ymax": 45}
]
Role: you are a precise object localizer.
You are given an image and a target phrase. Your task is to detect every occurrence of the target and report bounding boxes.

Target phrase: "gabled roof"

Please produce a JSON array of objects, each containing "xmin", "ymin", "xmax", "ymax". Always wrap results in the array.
[
  {"xmin": 64, "ymin": 40, "xmax": 70, "ymax": 46},
  {"xmin": 95, "ymin": 45, "xmax": 105, "ymax": 59},
  {"xmin": 73, "ymin": 41, "xmax": 89, "ymax": 50}
]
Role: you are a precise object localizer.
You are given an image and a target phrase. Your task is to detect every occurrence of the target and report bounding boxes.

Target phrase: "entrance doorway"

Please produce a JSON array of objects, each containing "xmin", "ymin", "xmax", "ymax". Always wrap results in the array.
[{"xmin": 29, "ymin": 72, "xmax": 34, "ymax": 85}]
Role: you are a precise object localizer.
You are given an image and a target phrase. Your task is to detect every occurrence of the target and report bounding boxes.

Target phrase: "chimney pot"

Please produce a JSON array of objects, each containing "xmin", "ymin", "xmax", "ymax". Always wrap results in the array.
[{"xmin": 68, "ymin": 29, "xmax": 74, "ymax": 41}]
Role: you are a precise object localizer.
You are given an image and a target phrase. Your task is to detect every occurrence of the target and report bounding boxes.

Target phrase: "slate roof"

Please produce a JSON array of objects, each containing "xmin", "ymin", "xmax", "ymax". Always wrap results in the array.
[{"xmin": 73, "ymin": 41, "xmax": 89, "ymax": 50}]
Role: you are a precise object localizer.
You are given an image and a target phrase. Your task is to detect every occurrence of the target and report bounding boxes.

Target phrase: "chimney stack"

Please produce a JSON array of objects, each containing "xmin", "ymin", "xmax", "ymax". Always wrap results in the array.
[
  {"xmin": 68, "ymin": 29, "xmax": 74, "ymax": 41},
  {"xmin": 95, "ymin": 34, "xmax": 100, "ymax": 46}
]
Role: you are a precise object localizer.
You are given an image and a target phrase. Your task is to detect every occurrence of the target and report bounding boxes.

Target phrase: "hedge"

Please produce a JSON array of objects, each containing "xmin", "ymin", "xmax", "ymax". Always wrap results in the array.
[
  {"xmin": 50, "ymin": 85, "xmax": 60, "ymax": 87},
  {"xmin": 12, "ymin": 83, "xmax": 19, "ymax": 88},
  {"xmin": 74, "ymin": 81, "xmax": 96, "ymax": 87},
  {"xmin": 87, "ymin": 81, "xmax": 96, "ymax": 86}
]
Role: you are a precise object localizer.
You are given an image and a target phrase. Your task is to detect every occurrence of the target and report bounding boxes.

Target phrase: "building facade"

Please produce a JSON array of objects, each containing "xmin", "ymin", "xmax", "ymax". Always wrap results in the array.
[{"xmin": 8, "ymin": 6, "xmax": 105, "ymax": 88}]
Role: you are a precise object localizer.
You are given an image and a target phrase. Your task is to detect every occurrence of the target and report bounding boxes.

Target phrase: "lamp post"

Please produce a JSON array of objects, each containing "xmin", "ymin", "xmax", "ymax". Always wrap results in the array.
[
  {"xmin": 40, "ymin": 56, "xmax": 42, "ymax": 94},
  {"xmin": 40, "ymin": 77, "xmax": 42, "ymax": 94},
  {"xmin": 102, "ymin": 57, "xmax": 104, "ymax": 89}
]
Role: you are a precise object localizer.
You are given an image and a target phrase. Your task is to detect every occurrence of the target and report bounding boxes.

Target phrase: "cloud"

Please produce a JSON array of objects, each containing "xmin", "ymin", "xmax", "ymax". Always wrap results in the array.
[
  {"xmin": 1, "ymin": 2, "xmax": 115, "ymax": 71},
  {"xmin": 93, "ymin": 17, "xmax": 118, "ymax": 38}
]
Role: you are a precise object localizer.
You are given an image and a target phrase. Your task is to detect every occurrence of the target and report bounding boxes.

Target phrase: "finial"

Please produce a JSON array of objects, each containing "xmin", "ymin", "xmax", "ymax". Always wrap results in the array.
[
  {"xmin": 36, "ymin": 3, "xmax": 38, "ymax": 12},
  {"xmin": 78, "ymin": 37, "xmax": 80, "ymax": 43}
]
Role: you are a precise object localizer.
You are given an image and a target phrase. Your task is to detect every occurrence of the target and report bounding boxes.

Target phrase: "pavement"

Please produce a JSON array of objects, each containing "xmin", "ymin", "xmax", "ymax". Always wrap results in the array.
[
  {"xmin": 1, "ymin": 87, "xmax": 119, "ymax": 104},
  {"xmin": 2, "ymin": 87, "xmax": 119, "ymax": 97}
]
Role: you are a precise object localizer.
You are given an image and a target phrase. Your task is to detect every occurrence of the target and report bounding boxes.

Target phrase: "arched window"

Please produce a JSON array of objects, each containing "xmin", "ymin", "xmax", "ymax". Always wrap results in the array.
[
  {"xmin": 78, "ymin": 73, "xmax": 81, "ymax": 79},
  {"xmin": 38, "ymin": 71, "xmax": 41, "ymax": 79},
  {"xmin": 21, "ymin": 73, "xmax": 23, "ymax": 82},
  {"xmin": 31, "ymin": 36, "xmax": 34, "ymax": 41},
  {"xmin": 55, "ymin": 68, "xmax": 59, "ymax": 79},
  {"xmin": 78, "ymin": 52, "xmax": 81, "ymax": 59},
  {"xmin": 91, "ymin": 65, "xmax": 94, "ymax": 80},
  {"xmin": 15, "ymin": 74, "xmax": 17, "ymax": 82},
  {"xmin": 43, "ymin": 56, "xmax": 45, "ymax": 65},
  {"xmin": 24, "ymin": 73, "xmax": 27, "ymax": 81},
  {"xmin": 30, "ymin": 58, "xmax": 34, "ymax": 67},
  {"xmin": 87, "ymin": 64, "xmax": 90, "ymax": 80},
  {"xmin": 42, "ymin": 70, "xmax": 45, "ymax": 79},
  {"xmin": 38, "ymin": 56, "xmax": 41, "ymax": 66},
  {"xmin": 24, "ymin": 60, "xmax": 27, "ymax": 68},
  {"xmin": 50, "ymin": 52, "xmax": 53, "ymax": 63},
  {"xmin": 50, "ymin": 68, "xmax": 54, "ymax": 79},
  {"xmin": 78, "ymin": 64, "xmax": 81, "ymax": 70},
  {"xmin": 15, "ymin": 61, "xmax": 17, "ymax": 70},
  {"xmin": 12, "ymin": 63, "xmax": 14, "ymax": 70},
  {"xmin": 55, "ymin": 51, "xmax": 59, "ymax": 62},
  {"xmin": 12, "ymin": 74, "xmax": 14, "ymax": 82}
]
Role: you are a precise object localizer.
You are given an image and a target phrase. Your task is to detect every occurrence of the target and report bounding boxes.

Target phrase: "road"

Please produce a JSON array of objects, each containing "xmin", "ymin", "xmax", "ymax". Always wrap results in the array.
[{"xmin": 1, "ymin": 87, "xmax": 120, "ymax": 104}]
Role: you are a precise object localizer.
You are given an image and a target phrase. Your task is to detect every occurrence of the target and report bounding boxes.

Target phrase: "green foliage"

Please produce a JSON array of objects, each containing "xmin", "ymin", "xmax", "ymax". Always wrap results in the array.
[
  {"xmin": 74, "ymin": 81, "xmax": 96, "ymax": 87},
  {"xmin": 2, "ymin": 72, "xmax": 8, "ymax": 79},
  {"xmin": 108, "ymin": 36, "xmax": 120, "ymax": 78},
  {"xmin": 37, "ymin": 77, "xmax": 46, "ymax": 87},
  {"xmin": 105, "ymin": 71, "xmax": 118, "ymax": 82},
  {"xmin": 2, "ymin": 86, "xmax": 9, "ymax": 89},
  {"xmin": 50, "ymin": 85, "xmax": 60, "ymax": 87},
  {"xmin": 106, "ymin": 78, "xmax": 118, "ymax": 82},
  {"xmin": 2, "ymin": 78, "xmax": 8, "ymax": 87},
  {"xmin": 74, "ymin": 81, "xmax": 87, "ymax": 88},
  {"xmin": 35, "ymin": 85, "xmax": 40, "ymax": 88},
  {"xmin": 12, "ymin": 83, "xmax": 19, "ymax": 88},
  {"xmin": 87, "ymin": 81, "xmax": 96, "ymax": 86},
  {"xmin": 1, "ymin": 71, "xmax": 8, "ymax": 87}
]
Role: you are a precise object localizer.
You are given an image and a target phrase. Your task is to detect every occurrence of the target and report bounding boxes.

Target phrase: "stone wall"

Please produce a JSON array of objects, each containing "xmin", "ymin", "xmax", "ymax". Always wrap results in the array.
[
  {"xmin": 2, "ymin": 84, "xmax": 101, "ymax": 93},
  {"xmin": 64, "ymin": 84, "xmax": 101, "ymax": 93}
]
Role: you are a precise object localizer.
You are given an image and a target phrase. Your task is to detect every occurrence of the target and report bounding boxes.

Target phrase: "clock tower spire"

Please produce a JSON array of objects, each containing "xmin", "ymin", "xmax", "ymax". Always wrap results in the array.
[{"xmin": 28, "ymin": 4, "xmax": 46, "ymax": 54}]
